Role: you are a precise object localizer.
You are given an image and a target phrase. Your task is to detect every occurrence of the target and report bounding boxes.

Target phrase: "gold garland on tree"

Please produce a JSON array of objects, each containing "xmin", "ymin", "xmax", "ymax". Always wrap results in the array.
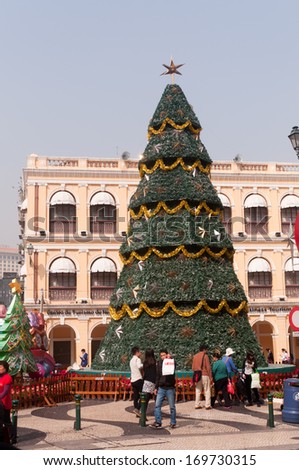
[
  {"xmin": 109, "ymin": 299, "xmax": 248, "ymax": 320},
  {"xmin": 130, "ymin": 200, "xmax": 221, "ymax": 220},
  {"xmin": 139, "ymin": 157, "xmax": 211, "ymax": 177},
  {"xmin": 120, "ymin": 245, "xmax": 233, "ymax": 265},
  {"xmin": 148, "ymin": 118, "xmax": 201, "ymax": 139}
]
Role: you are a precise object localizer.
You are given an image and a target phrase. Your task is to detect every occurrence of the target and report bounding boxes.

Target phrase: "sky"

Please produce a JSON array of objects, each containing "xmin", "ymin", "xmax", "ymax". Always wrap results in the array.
[{"xmin": 1, "ymin": 0, "xmax": 299, "ymax": 248}]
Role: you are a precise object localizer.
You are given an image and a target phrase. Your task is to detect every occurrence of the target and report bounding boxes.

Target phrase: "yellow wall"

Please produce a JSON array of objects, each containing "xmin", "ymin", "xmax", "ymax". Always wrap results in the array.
[{"xmin": 20, "ymin": 155, "xmax": 299, "ymax": 366}]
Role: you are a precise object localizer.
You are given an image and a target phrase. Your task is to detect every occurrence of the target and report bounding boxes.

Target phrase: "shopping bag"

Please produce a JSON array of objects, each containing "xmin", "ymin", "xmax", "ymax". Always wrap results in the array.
[
  {"xmin": 227, "ymin": 379, "xmax": 235, "ymax": 395},
  {"xmin": 251, "ymin": 372, "xmax": 261, "ymax": 389}
]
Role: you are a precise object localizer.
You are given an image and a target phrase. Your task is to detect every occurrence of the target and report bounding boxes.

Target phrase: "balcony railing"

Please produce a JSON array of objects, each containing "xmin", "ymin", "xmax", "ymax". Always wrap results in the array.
[
  {"xmin": 91, "ymin": 287, "xmax": 114, "ymax": 300},
  {"xmin": 244, "ymin": 222, "xmax": 268, "ymax": 235},
  {"xmin": 249, "ymin": 287, "xmax": 272, "ymax": 299},
  {"xmin": 286, "ymin": 286, "xmax": 299, "ymax": 298},
  {"xmin": 50, "ymin": 221, "xmax": 76, "ymax": 234},
  {"xmin": 90, "ymin": 222, "xmax": 116, "ymax": 234},
  {"xmin": 49, "ymin": 288, "xmax": 76, "ymax": 301}
]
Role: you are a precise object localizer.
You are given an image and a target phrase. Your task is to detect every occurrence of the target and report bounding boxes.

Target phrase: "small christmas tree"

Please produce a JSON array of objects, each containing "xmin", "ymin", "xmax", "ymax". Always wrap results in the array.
[
  {"xmin": 92, "ymin": 64, "xmax": 266, "ymax": 370},
  {"xmin": 0, "ymin": 279, "xmax": 37, "ymax": 376}
]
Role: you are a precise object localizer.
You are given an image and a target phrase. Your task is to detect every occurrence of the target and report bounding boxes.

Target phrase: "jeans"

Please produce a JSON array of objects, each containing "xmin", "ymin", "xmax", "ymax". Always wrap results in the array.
[{"xmin": 154, "ymin": 387, "xmax": 176, "ymax": 425}]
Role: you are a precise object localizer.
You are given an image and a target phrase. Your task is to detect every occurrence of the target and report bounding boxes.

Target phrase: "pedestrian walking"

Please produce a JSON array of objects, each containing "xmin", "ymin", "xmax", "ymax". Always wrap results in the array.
[
  {"xmin": 222, "ymin": 347, "xmax": 239, "ymax": 379},
  {"xmin": 80, "ymin": 349, "xmax": 88, "ymax": 368},
  {"xmin": 141, "ymin": 348, "xmax": 157, "ymax": 416},
  {"xmin": 266, "ymin": 348, "xmax": 274, "ymax": 364},
  {"xmin": 150, "ymin": 349, "xmax": 176, "ymax": 429},
  {"xmin": 192, "ymin": 344, "xmax": 213, "ymax": 410},
  {"xmin": 0, "ymin": 360, "xmax": 13, "ymax": 444},
  {"xmin": 280, "ymin": 348, "xmax": 290, "ymax": 364},
  {"xmin": 242, "ymin": 351, "xmax": 262, "ymax": 407},
  {"xmin": 129, "ymin": 346, "xmax": 143, "ymax": 417},
  {"xmin": 212, "ymin": 352, "xmax": 232, "ymax": 409}
]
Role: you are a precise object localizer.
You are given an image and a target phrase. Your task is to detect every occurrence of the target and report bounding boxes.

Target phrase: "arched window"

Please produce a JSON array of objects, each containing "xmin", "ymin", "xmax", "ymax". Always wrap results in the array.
[
  {"xmin": 252, "ymin": 321, "xmax": 274, "ymax": 362},
  {"xmin": 244, "ymin": 194, "xmax": 268, "ymax": 236},
  {"xmin": 218, "ymin": 193, "xmax": 232, "ymax": 234},
  {"xmin": 90, "ymin": 258, "xmax": 117, "ymax": 300},
  {"xmin": 285, "ymin": 257, "xmax": 299, "ymax": 298},
  {"xmin": 49, "ymin": 191, "xmax": 76, "ymax": 235},
  {"xmin": 280, "ymin": 195, "xmax": 299, "ymax": 235},
  {"xmin": 248, "ymin": 258, "xmax": 272, "ymax": 299},
  {"xmin": 89, "ymin": 192, "xmax": 116, "ymax": 235},
  {"xmin": 49, "ymin": 258, "xmax": 76, "ymax": 301}
]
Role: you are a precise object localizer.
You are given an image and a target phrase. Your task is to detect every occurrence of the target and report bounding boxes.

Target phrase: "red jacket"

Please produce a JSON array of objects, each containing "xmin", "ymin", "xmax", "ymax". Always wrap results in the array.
[{"xmin": 0, "ymin": 372, "xmax": 13, "ymax": 410}]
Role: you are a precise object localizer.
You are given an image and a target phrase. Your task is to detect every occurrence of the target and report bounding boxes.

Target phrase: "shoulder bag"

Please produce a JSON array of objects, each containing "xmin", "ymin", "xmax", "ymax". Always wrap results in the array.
[{"xmin": 192, "ymin": 353, "xmax": 205, "ymax": 384}]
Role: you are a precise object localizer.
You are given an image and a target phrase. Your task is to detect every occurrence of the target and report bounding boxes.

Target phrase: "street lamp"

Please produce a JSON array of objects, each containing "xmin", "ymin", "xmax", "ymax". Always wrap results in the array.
[
  {"xmin": 27, "ymin": 243, "xmax": 34, "ymax": 266},
  {"xmin": 288, "ymin": 126, "xmax": 299, "ymax": 157}
]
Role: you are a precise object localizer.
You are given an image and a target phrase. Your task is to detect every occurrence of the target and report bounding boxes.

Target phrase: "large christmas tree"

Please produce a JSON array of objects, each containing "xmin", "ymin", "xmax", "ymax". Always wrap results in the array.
[
  {"xmin": 92, "ymin": 69, "xmax": 266, "ymax": 370},
  {"xmin": 0, "ymin": 280, "xmax": 37, "ymax": 376}
]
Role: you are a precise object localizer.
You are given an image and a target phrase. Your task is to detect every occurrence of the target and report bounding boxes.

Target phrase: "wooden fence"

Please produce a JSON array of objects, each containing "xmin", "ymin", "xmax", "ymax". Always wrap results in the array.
[
  {"xmin": 11, "ymin": 371, "xmax": 295, "ymax": 409},
  {"xmin": 12, "ymin": 375, "xmax": 73, "ymax": 408},
  {"xmin": 71, "ymin": 376, "xmax": 127, "ymax": 401}
]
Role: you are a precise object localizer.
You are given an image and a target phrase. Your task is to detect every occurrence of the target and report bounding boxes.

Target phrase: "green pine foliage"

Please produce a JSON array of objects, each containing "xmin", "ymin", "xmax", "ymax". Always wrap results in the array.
[
  {"xmin": 94, "ymin": 311, "xmax": 262, "ymax": 370},
  {"xmin": 142, "ymin": 130, "xmax": 212, "ymax": 165},
  {"xmin": 92, "ymin": 83, "xmax": 267, "ymax": 371},
  {"xmin": 110, "ymin": 257, "xmax": 246, "ymax": 307},
  {"xmin": 129, "ymin": 166, "xmax": 220, "ymax": 210},
  {"xmin": 149, "ymin": 85, "xmax": 201, "ymax": 129},
  {"xmin": 120, "ymin": 211, "xmax": 232, "ymax": 256},
  {"xmin": 0, "ymin": 293, "xmax": 37, "ymax": 376}
]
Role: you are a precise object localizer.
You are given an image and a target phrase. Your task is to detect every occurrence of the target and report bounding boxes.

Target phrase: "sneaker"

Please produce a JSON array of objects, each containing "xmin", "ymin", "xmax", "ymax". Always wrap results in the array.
[
  {"xmin": 170, "ymin": 424, "xmax": 177, "ymax": 429},
  {"xmin": 134, "ymin": 409, "xmax": 141, "ymax": 417},
  {"xmin": 205, "ymin": 406, "xmax": 212, "ymax": 410},
  {"xmin": 195, "ymin": 405, "xmax": 202, "ymax": 409},
  {"xmin": 149, "ymin": 422, "xmax": 162, "ymax": 429}
]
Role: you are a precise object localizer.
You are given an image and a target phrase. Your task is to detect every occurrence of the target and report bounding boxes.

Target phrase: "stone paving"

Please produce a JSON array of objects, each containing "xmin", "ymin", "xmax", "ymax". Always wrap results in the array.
[{"xmin": 13, "ymin": 398, "xmax": 299, "ymax": 451}]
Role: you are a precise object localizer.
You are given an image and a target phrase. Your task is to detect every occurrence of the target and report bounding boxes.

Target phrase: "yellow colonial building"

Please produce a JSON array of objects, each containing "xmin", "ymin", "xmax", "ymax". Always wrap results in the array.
[{"xmin": 19, "ymin": 154, "xmax": 299, "ymax": 368}]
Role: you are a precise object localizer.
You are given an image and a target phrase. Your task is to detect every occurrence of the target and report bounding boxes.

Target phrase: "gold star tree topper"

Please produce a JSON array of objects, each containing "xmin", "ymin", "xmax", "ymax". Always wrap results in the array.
[
  {"xmin": 161, "ymin": 59, "xmax": 184, "ymax": 83},
  {"xmin": 9, "ymin": 279, "xmax": 22, "ymax": 294}
]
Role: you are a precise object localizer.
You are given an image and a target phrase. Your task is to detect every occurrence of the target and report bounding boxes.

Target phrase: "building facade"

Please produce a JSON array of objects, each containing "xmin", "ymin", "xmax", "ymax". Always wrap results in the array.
[
  {"xmin": 0, "ymin": 246, "xmax": 20, "ymax": 279},
  {"xmin": 19, "ymin": 154, "xmax": 299, "ymax": 368}
]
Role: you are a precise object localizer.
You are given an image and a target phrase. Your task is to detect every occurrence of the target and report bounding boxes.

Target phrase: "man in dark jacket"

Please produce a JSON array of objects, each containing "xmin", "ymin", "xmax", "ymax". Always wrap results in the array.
[{"xmin": 150, "ymin": 349, "xmax": 176, "ymax": 429}]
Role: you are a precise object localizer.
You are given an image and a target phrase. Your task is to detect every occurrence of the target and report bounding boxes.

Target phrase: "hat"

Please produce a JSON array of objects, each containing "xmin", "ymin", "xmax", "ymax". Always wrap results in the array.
[{"xmin": 225, "ymin": 347, "xmax": 235, "ymax": 356}]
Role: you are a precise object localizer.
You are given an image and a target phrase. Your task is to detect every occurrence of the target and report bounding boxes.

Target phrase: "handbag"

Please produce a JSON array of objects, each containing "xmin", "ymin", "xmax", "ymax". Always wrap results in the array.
[
  {"xmin": 227, "ymin": 378, "xmax": 234, "ymax": 395},
  {"xmin": 192, "ymin": 370, "xmax": 202, "ymax": 383},
  {"xmin": 251, "ymin": 372, "xmax": 261, "ymax": 389},
  {"xmin": 192, "ymin": 353, "xmax": 205, "ymax": 384}
]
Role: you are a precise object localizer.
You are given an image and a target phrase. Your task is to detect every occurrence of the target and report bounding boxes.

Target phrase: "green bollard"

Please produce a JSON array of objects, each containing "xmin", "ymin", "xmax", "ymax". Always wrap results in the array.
[
  {"xmin": 74, "ymin": 394, "xmax": 82, "ymax": 431},
  {"xmin": 139, "ymin": 392, "xmax": 147, "ymax": 427},
  {"xmin": 11, "ymin": 399, "xmax": 19, "ymax": 444},
  {"xmin": 267, "ymin": 393, "xmax": 275, "ymax": 428}
]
